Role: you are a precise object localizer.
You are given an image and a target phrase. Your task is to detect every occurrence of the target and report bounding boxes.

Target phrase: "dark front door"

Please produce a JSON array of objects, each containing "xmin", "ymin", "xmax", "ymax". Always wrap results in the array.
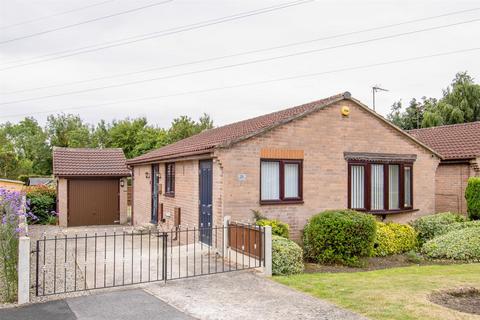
[
  {"xmin": 199, "ymin": 160, "xmax": 213, "ymax": 245},
  {"xmin": 151, "ymin": 164, "xmax": 159, "ymax": 224}
]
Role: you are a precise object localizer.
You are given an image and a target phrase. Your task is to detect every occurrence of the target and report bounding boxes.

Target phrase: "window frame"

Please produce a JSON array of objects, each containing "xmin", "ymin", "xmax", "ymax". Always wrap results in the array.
[
  {"xmin": 260, "ymin": 159, "xmax": 303, "ymax": 205},
  {"xmin": 348, "ymin": 160, "xmax": 414, "ymax": 213},
  {"xmin": 165, "ymin": 162, "xmax": 175, "ymax": 197}
]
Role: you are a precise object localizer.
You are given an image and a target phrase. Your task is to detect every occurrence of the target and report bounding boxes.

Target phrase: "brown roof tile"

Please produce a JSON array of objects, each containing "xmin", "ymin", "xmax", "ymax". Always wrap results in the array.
[
  {"xmin": 53, "ymin": 148, "xmax": 130, "ymax": 176},
  {"xmin": 408, "ymin": 121, "xmax": 480, "ymax": 160},
  {"xmin": 128, "ymin": 93, "xmax": 347, "ymax": 164}
]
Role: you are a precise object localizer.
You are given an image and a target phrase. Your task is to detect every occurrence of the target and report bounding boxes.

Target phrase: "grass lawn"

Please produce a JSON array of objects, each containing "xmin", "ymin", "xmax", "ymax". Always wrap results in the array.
[{"xmin": 275, "ymin": 263, "xmax": 480, "ymax": 320}]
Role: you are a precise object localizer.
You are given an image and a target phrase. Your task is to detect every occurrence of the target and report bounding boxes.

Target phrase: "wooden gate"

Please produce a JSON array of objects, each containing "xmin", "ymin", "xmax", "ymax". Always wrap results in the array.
[{"xmin": 228, "ymin": 222, "xmax": 263, "ymax": 259}]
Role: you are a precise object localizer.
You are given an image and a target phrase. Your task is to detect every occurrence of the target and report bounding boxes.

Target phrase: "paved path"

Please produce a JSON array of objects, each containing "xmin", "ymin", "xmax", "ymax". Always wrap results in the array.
[
  {"xmin": 0, "ymin": 289, "xmax": 194, "ymax": 320},
  {"xmin": 146, "ymin": 271, "xmax": 367, "ymax": 320}
]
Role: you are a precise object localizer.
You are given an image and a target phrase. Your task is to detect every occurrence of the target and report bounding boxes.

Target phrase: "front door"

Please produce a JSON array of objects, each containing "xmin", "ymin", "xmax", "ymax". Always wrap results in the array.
[
  {"xmin": 199, "ymin": 160, "xmax": 213, "ymax": 245},
  {"xmin": 151, "ymin": 164, "xmax": 159, "ymax": 224}
]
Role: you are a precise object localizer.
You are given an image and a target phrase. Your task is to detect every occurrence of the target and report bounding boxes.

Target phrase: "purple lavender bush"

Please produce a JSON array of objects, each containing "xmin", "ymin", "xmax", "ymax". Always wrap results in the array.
[{"xmin": 0, "ymin": 188, "xmax": 33, "ymax": 303}]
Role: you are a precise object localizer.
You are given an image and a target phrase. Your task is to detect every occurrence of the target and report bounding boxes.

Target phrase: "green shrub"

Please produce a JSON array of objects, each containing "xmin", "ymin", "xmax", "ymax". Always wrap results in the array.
[
  {"xmin": 272, "ymin": 235, "xmax": 304, "ymax": 275},
  {"xmin": 421, "ymin": 228, "xmax": 480, "ymax": 261},
  {"xmin": 256, "ymin": 219, "xmax": 290, "ymax": 239},
  {"xmin": 373, "ymin": 222, "xmax": 417, "ymax": 256},
  {"xmin": 465, "ymin": 177, "xmax": 480, "ymax": 220},
  {"xmin": 411, "ymin": 212, "xmax": 465, "ymax": 246},
  {"xmin": 303, "ymin": 209, "xmax": 376, "ymax": 266},
  {"xmin": 26, "ymin": 185, "xmax": 56, "ymax": 224},
  {"xmin": 437, "ymin": 220, "xmax": 480, "ymax": 237}
]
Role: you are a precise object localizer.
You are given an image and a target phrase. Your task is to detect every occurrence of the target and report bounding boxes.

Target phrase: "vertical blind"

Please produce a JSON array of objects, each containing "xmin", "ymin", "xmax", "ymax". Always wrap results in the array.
[
  {"xmin": 261, "ymin": 161, "xmax": 280, "ymax": 200},
  {"xmin": 371, "ymin": 164, "xmax": 384, "ymax": 210},
  {"xmin": 389, "ymin": 165, "xmax": 399, "ymax": 209},
  {"xmin": 351, "ymin": 165, "xmax": 365, "ymax": 209},
  {"xmin": 284, "ymin": 163, "xmax": 299, "ymax": 198},
  {"xmin": 404, "ymin": 167, "xmax": 412, "ymax": 207}
]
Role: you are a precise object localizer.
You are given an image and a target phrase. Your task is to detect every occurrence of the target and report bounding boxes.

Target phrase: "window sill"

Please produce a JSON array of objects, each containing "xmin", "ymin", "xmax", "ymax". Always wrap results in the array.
[
  {"xmin": 164, "ymin": 193, "xmax": 175, "ymax": 198},
  {"xmin": 367, "ymin": 208, "xmax": 419, "ymax": 215},
  {"xmin": 260, "ymin": 200, "xmax": 304, "ymax": 206}
]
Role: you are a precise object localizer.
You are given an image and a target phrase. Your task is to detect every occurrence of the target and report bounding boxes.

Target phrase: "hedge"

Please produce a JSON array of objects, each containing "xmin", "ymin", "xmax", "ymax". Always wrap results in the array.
[
  {"xmin": 421, "ymin": 228, "xmax": 480, "ymax": 261},
  {"xmin": 465, "ymin": 177, "xmax": 480, "ymax": 220},
  {"xmin": 410, "ymin": 212, "xmax": 465, "ymax": 246},
  {"xmin": 303, "ymin": 209, "xmax": 376, "ymax": 266},
  {"xmin": 373, "ymin": 222, "xmax": 417, "ymax": 256},
  {"xmin": 256, "ymin": 219, "xmax": 289, "ymax": 239},
  {"xmin": 272, "ymin": 235, "xmax": 304, "ymax": 275}
]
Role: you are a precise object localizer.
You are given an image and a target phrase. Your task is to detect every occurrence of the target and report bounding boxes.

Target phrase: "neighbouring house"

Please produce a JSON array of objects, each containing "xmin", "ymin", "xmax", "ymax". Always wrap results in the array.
[
  {"xmin": 408, "ymin": 121, "xmax": 480, "ymax": 215},
  {"xmin": 0, "ymin": 178, "xmax": 24, "ymax": 191},
  {"xmin": 27, "ymin": 177, "xmax": 54, "ymax": 187},
  {"xmin": 127, "ymin": 92, "xmax": 441, "ymax": 240},
  {"xmin": 53, "ymin": 148, "xmax": 130, "ymax": 227}
]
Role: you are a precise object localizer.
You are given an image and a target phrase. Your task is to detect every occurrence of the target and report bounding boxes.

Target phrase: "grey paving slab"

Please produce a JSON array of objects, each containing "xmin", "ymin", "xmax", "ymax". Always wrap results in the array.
[
  {"xmin": 146, "ymin": 271, "xmax": 367, "ymax": 320},
  {"xmin": 66, "ymin": 289, "xmax": 195, "ymax": 320},
  {"xmin": 0, "ymin": 299, "xmax": 76, "ymax": 320}
]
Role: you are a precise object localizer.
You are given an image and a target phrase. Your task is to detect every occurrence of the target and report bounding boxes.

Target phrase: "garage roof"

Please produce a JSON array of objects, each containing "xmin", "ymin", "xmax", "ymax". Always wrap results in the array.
[
  {"xmin": 408, "ymin": 121, "xmax": 480, "ymax": 160},
  {"xmin": 53, "ymin": 148, "xmax": 131, "ymax": 177}
]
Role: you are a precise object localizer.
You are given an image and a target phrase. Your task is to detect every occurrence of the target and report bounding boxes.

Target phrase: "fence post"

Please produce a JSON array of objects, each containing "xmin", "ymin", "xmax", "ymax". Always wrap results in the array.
[
  {"xmin": 18, "ymin": 236, "xmax": 30, "ymax": 304},
  {"xmin": 263, "ymin": 226, "xmax": 272, "ymax": 277},
  {"xmin": 223, "ymin": 216, "xmax": 230, "ymax": 257}
]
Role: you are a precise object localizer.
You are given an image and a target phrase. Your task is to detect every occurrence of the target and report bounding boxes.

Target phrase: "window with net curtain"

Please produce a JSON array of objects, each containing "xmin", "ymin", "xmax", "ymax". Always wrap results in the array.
[
  {"xmin": 349, "ymin": 162, "xmax": 413, "ymax": 212},
  {"xmin": 261, "ymin": 160, "xmax": 302, "ymax": 202}
]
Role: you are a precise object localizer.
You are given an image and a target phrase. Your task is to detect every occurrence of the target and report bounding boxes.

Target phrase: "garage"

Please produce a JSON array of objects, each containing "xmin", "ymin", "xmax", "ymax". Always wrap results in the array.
[{"xmin": 53, "ymin": 147, "xmax": 131, "ymax": 227}]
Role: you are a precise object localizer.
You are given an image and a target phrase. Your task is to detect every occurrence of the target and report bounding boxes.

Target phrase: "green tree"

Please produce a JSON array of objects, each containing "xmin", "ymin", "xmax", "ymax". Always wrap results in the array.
[
  {"xmin": 167, "ymin": 113, "xmax": 213, "ymax": 144},
  {"xmin": 3, "ymin": 117, "xmax": 51, "ymax": 175},
  {"xmin": 46, "ymin": 114, "xmax": 92, "ymax": 148},
  {"xmin": 388, "ymin": 71, "xmax": 480, "ymax": 129}
]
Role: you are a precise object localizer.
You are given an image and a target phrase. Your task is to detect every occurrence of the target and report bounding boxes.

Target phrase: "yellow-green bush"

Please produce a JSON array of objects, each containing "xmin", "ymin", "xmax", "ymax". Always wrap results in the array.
[
  {"xmin": 256, "ymin": 219, "xmax": 290, "ymax": 239},
  {"xmin": 373, "ymin": 222, "xmax": 417, "ymax": 256}
]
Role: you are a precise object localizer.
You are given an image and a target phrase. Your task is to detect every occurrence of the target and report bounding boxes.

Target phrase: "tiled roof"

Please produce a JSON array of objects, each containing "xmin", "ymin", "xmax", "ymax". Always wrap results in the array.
[
  {"xmin": 53, "ymin": 148, "xmax": 130, "ymax": 177},
  {"xmin": 128, "ymin": 93, "xmax": 347, "ymax": 164},
  {"xmin": 408, "ymin": 121, "xmax": 480, "ymax": 160}
]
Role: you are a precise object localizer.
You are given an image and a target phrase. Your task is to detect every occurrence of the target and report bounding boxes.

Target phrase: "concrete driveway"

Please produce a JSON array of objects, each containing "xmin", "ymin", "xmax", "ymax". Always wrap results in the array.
[
  {"xmin": 145, "ymin": 271, "xmax": 367, "ymax": 320},
  {"xmin": 0, "ymin": 289, "xmax": 194, "ymax": 320}
]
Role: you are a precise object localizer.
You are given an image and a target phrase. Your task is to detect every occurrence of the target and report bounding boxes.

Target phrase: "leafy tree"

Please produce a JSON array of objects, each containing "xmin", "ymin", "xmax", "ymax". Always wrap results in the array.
[
  {"xmin": 167, "ymin": 113, "xmax": 213, "ymax": 144},
  {"xmin": 3, "ymin": 118, "xmax": 51, "ymax": 175},
  {"xmin": 46, "ymin": 114, "xmax": 92, "ymax": 148},
  {"xmin": 388, "ymin": 71, "xmax": 480, "ymax": 129}
]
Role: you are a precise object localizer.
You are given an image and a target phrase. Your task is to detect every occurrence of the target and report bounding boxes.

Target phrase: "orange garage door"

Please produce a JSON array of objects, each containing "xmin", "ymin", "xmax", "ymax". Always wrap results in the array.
[{"xmin": 68, "ymin": 179, "xmax": 119, "ymax": 226}]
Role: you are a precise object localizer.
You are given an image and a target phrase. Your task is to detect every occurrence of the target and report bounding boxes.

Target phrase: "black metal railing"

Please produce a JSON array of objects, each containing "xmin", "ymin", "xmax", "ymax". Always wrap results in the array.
[{"xmin": 35, "ymin": 224, "xmax": 265, "ymax": 297}]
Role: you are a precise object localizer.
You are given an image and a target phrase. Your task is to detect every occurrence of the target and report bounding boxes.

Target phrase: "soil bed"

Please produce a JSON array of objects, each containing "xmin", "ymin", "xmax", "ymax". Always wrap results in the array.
[
  {"xmin": 304, "ymin": 254, "xmax": 462, "ymax": 273},
  {"xmin": 429, "ymin": 287, "xmax": 480, "ymax": 315}
]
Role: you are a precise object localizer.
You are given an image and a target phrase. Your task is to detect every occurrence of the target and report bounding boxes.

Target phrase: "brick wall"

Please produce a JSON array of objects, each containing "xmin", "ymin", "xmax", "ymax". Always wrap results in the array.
[
  {"xmin": 119, "ymin": 177, "xmax": 128, "ymax": 224},
  {"xmin": 57, "ymin": 178, "xmax": 68, "ymax": 227},
  {"xmin": 216, "ymin": 100, "xmax": 440, "ymax": 240},
  {"xmin": 132, "ymin": 164, "xmax": 152, "ymax": 225},
  {"xmin": 435, "ymin": 161, "xmax": 478, "ymax": 215}
]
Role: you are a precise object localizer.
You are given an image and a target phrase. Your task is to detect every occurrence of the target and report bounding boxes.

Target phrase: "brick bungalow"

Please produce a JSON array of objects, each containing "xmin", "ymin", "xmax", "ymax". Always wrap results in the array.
[
  {"xmin": 127, "ymin": 92, "xmax": 441, "ymax": 240},
  {"xmin": 409, "ymin": 121, "xmax": 480, "ymax": 215}
]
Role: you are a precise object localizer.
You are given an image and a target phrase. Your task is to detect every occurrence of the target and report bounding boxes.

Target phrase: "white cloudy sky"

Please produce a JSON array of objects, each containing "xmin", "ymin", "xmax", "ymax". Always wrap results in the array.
[{"xmin": 0, "ymin": 0, "xmax": 479, "ymax": 128}]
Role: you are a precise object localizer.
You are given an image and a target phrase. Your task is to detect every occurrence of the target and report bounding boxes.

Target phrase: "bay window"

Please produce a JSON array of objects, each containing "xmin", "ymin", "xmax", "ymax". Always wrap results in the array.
[
  {"xmin": 261, "ymin": 159, "xmax": 302, "ymax": 203},
  {"xmin": 348, "ymin": 161, "xmax": 413, "ymax": 212}
]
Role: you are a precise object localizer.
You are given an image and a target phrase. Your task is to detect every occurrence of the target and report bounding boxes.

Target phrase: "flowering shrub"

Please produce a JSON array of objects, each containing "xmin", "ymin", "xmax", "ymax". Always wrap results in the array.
[
  {"xmin": 0, "ymin": 188, "xmax": 33, "ymax": 302},
  {"xmin": 25, "ymin": 185, "xmax": 57, "ymax": 225}
]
